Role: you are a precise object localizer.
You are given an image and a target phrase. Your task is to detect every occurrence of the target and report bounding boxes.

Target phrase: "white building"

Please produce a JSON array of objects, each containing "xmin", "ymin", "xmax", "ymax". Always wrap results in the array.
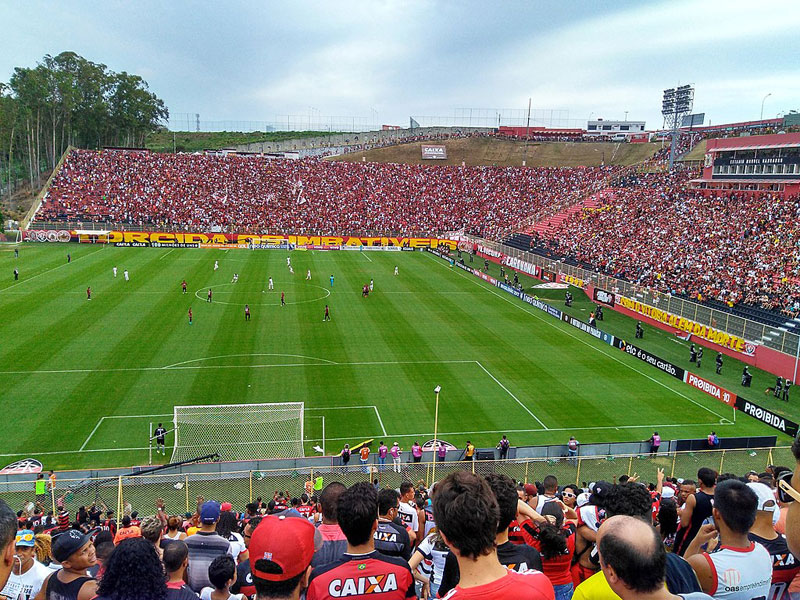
[{"xmin": 585, "ymin": 119, "xmax": 646, "ymax": 138}]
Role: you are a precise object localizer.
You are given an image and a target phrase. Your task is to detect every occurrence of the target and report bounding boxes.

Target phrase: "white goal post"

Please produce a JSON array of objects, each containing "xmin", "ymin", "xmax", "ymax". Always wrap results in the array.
[{"xmin": 172, "ymin": 402, "xmax": 304, "ymax": 462}]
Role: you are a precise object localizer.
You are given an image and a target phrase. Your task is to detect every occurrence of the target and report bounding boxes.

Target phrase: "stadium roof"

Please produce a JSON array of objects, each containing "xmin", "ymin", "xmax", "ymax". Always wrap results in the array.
[{"xmin": 706, "ymin": 132, "xmax": 800, "ymax": 152}]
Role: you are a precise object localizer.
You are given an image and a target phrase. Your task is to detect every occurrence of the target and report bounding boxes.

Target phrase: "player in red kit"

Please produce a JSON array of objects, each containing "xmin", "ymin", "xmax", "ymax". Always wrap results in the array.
[
  {"xmin": 207, "ymin": 288, "xmax": 212, "ymax": 302},
  {"xmin": 188, "ymin": 308, "xmax": 193, "ymax": 324},
  {"xmin": 87, "ymin": 286, "xmax": 91, "ymax": 300},
  {"xmin": 306, "ymin": 482, "xmax": 415, "ymax": 600},
  {"xmin": 244, "ymin": 304, "xmax": 250, "ymax": 321},
  {"xmin": 281, "ymin": 291, "xmax": 285, "ymax": 306},
  {"xmin": 182, "ymin": 280, "xmax": 187, "ymax": 294},
  {"xmin": 323, "ymin": 305, "xmax": 331, "ymax": 321}
]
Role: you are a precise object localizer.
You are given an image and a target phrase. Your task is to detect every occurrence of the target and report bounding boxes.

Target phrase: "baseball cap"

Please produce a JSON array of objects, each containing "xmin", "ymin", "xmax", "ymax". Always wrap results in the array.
[
  {"xmin": 661, "ymin": 486, "xmax": 676, "ymax": 500},
  {"xmin": 523, "ymin": 483, "xmax": 538, "ymax": 496},
  {"xmin": 589, "ymin": 481, "xmax": 612, "ymax": 506},
  {"xmin": 52, "ymin": 529, "xmax": 92, "ymax": 562},
  {"xmin": 576, "ymin": 492, "xmax": 591, "ymax": 507},
  {"xmin": 15, "ymin": 530, "xmax": 35, "ymax": 547},
  {"xmin": 200, "ymin": 501, "xmax": 221, "ymax": 524},
  {"xmin": 221, "ymin": 502, "xmax": 233, "ymax": 512},
  {"xmin": 249, "ymin": 514, "xmax": 316, "ymax": 581},
  {"xmin": 747, "ymin": 482, "xmax": 777, "ymax": 513}
]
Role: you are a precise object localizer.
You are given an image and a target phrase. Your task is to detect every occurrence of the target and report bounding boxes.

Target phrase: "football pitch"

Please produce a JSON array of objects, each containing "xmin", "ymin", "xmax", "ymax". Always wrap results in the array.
[{"xmin": 0, "ymin": 243, "xmax": 781, "ymax": 471}]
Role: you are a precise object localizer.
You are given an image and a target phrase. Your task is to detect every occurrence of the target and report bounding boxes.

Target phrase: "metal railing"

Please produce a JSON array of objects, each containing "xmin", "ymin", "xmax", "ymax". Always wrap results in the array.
[
  {"xmin": 2, "ymin": 447, "xmax": 791, "ymax": 518},
  {"xmin": 470, "ymin": 235, "xmax": 800, "ymax": 355}
]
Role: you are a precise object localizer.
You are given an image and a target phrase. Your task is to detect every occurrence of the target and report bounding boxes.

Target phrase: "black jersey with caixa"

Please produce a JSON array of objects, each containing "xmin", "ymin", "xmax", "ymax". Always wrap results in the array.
[{"xmin": 307, "ymin": 551, "xmax": 415, "ymax": 600}]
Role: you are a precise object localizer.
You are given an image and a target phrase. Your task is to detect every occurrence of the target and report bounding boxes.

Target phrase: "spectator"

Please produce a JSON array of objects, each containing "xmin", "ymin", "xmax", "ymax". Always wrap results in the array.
[
  {"xmin": 140, "ymin": 515, "xmax": 165, "ymax": 559},
  {"xmin": 185, "ymin": 501, "xmax": 231, "ymax": 593},
  {"xmin": 433, "ymin": 471, "xmax": 554, "ymax": 599},
  {"xmin": 311, "ymin": 482, "xmax": 347, "ymax": 568},
  {"xmin": 598, "ymin": 515, "xmax": 712, "ymax": 600},
  {"xmin": 438, "ymin": 473, "xmax": 544, "ymax": 596},
  {"xmin": 215, "ymin": 511, "xmax": 245, "ymax": 562},
  {"xmin": 530, "ymin": 502, "xmax": 577, "ymax": 599},
  {"xmin": 113, "ymin": 516, "xmax": 139, "ymax": 546},
  {"xmin": 230, "ymin": 516, "xmax": 261, "ymax": 599},
  {"xmin": 746, "ymin": 481, "xmax": 800, "ymax": 598},
  {"xmin": 163, "ymin": 540, "xmax": 198, "ymax": 600},
  {"xmin": 673, "ymin": 468, "xmax": 716, "ymax": 556},
  {"xmin": 164, "ymin": 515, "xmax": 188, "ymax": 542},
  {"xmin": 93, "ymin": 538, "xmax": 167, "ymax": 600},
  {"xmin": 374, "ymin": 489, "xmax": 412, "ymax": 560},
  {"xmin": 248, "ymin": 514, "xmax": 316, "ymax": 600},
  {"xmin": 40, "ymin": 529, "xmax": 98, "ymax": 600},
  {"xmin": 397, "ymin": 482, "xmax": 420, "ymax": 545},
  {"xmin": 200, "ymin": 555, "xmax": 244, "ymax": 600},
  {"xmin": 408, "ymin": 531, "xmax": 449, "ymax": 599},
  {"xmin": 685, "ymin": 479, "xmax": 771, "ymax": 598},
  {"xmin": 306, "ymin": 482, "xmax": 415, "ymax": 600},
  {"xmin": 0, "ymin": 529, "xmax": 51, "ymax": 600}
]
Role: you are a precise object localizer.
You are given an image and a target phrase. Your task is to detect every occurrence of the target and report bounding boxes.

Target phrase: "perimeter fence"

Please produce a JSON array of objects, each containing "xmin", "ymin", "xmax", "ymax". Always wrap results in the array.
[{"xmin": 1, "ymin": 446, "xmax": 791, "ymax": 519}]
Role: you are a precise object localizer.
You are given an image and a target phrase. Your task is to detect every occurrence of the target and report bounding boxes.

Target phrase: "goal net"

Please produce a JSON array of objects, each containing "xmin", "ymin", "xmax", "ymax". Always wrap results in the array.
[{"xmin": 172, "ymin": 403, "xmax": 304, "ymax": 462}]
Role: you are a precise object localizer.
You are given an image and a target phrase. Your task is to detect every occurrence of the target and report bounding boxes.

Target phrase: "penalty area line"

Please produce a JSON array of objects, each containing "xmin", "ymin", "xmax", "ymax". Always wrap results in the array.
[{"xmin": 475, "ymin": 361, "xmax": 548, "ymax": 429}]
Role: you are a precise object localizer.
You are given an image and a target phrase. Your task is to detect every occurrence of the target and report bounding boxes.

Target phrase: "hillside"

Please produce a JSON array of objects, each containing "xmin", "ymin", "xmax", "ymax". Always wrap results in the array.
[
  {"xmin": 680, "ymin": 138, "xmax": 707, "ymax": 162},
  {"xmin": 328, "ymin": 137, "xmax": 660, "ymax": 167}
]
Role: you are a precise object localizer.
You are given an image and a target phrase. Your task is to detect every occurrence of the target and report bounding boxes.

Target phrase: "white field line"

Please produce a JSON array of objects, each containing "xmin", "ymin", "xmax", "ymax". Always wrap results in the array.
[
  {"xmin": 0, "ymin": 359, "xmax": 476, "ymax": 376},
  {"xmin": 79, "ymin": 417, "xmax": 106, "ymax": 451},
  {"xmin": 426, "ymin": 253, "xmax": 730, "ymax": 423},
  {"xmin": 373, "ymin": 406, "xmax": 388, "ymax": 436},
  {"xmin": 475, "ymin": 361, "xmax": 548, "ymax": 429},
  {"xmin": 0, "ymin": 247, "xmax": 104, "ymax": 292},
  {"xmin": 362, "ymin": 252, "xmax": 373, "ymax": 262},
  {"xmin": 159, "ymin": 247, "xmax": 177, "ymax": 260},
  {"xmin": 162, "ymin": 353, "xmax": 337, "ymax": 369}
]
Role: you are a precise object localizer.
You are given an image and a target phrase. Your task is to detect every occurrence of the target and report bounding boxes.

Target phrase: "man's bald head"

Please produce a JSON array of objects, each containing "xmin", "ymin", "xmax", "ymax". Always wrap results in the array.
[{"xmin": 598, "ymin": 515, "xmax": 666, "ymax": 597}]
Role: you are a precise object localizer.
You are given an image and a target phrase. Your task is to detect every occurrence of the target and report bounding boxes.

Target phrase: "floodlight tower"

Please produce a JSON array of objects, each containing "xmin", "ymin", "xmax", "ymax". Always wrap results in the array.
[{"xmin": 661, "ymin": 85, "xmax": 694, "ymax": 171}]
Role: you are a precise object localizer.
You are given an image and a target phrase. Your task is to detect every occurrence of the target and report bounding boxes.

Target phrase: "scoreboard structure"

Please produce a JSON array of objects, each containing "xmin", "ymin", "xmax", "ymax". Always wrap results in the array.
[{"xmin": 690, "ymin": 132, "xmax": 800, "ymax": 197}]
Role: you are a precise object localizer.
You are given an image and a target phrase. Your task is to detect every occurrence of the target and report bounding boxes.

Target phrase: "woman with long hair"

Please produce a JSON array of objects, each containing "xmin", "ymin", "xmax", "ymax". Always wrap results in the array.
[
  {"xmin": 530, "ymin": 502, "xmax": 575, "ymax": 600},
  {"xmin": 93, "ymin": 538, "xmax": 166, "ymax": 600},
  {"xmin": 408, "ymin": 530, "xmax": 449, "ymax": 599},
  {"xmin": 215, "ymin": 511, "xmax": 245, "ymax": 561}
]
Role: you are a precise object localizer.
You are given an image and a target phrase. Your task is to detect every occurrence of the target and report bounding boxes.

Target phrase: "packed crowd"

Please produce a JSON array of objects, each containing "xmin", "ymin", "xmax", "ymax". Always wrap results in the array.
[
  {"xmin": 539, "ymin": 169, "xmax": 800, "ymax": 312},
  {"xmin": 3, "ymin": 451, "xmax": 800, "ymax": 600},
  {"xmin": 38, "ymin": 149, "xmax": 614, "ymax": 239}
]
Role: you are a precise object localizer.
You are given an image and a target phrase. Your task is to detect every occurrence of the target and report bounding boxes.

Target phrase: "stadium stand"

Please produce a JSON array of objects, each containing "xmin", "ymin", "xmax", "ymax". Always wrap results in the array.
[{"xmin": 37, "ymin": 149, "xmax": 614, "ymax": 240}]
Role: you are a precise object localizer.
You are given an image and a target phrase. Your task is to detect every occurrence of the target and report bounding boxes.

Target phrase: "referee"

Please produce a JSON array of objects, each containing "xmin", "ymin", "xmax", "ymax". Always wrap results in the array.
[{"xmin": 154, "ymin": 423, "xmax": 167, "ymax": 455}]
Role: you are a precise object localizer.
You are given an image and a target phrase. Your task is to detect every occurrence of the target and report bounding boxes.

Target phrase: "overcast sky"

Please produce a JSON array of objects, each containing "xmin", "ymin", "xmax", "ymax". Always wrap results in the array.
[{"xmin": 2, "ymin": 0, "xmax": 799, "ymax": 131}]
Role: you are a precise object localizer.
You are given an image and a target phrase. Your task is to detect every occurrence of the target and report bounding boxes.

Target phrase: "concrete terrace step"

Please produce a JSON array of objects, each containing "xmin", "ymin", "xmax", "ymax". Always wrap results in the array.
[{"xmin": 526, "ymin": 192, "xmax": 607, "ymax": 238}]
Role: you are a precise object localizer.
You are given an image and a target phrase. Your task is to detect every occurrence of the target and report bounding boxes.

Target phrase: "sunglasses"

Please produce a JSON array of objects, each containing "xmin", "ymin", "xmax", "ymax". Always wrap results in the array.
[
  {"xmin": 778, "ymin": 473, "xmax": 800, "ymax": 504},
  {"xmin": 562, "ymin": 492, "xmax": 576, "ymax": 498},
  {"xmin": 15, "ymin": 532, "xmax": 34, "ymax": 544}
]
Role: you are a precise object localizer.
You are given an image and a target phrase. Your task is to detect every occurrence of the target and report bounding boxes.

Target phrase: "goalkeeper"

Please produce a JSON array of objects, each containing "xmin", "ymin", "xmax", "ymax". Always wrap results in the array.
[{"xmin": 154, "ymin": 423, "xmax": 167, "ymax": 455}]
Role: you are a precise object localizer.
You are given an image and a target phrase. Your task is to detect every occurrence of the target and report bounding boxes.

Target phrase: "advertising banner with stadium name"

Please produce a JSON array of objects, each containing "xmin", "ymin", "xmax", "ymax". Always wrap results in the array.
[
  {"xmin": 617, "ymin": 296, "xmax": 757, "ymax": 356},
  {"xmin": 421, "ymin": 144, "xmax": 447, "ymax": 159},
  {"xmin": 593, "ymin": 288, "xmax": 616, "ymax": 306},
  {"xmin": 501, "ymin": 255, "xmax": 540, "ymax": 278},
  {"xmin": 735, "ymin": 397, "xmax": 799, "ymax": 437},
  {"xmin": 613, "ymin": 339, "xmax": 685, "ymax": 380},
  {"xmin": 24, "ymin": 230, "xmax": 456, "ymax": 250},
  {"xmin": 683, "ymin": 372, "xmax": 737, "ymax": 407},
  {"xmin": 478, "ymin": 244, "xmax": 502, "ymax": 258},
  {"xmin": 561, "ymin": 314, "xmax": 615, "ymax": 346}
]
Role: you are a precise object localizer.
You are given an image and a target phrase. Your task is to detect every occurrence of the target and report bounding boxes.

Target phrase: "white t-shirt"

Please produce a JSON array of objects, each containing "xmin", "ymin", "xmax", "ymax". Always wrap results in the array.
[
  {"xmin": 416, "ymin": 533, "xmax": 449, "ymax": 588},
  {"xmin": 1, "ymin": 560, "xmax": 51, "ymax": 600},
  {"xmin": 397, "ymin": 501, "xmax": 418, "ymax": 532},
  {"xmin": 227, "ymin": 531, "xmax": 246, "ymax": 561},
  {"xmin": 199, "ymin": 588, "xmax": 245, "ymax": 600}
]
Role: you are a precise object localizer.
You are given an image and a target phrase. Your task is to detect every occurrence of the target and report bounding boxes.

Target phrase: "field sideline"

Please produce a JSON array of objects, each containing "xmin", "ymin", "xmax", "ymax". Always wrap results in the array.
[{"xmin": 0, "ymin": 244, "xmax": 778, "ymax": 470}]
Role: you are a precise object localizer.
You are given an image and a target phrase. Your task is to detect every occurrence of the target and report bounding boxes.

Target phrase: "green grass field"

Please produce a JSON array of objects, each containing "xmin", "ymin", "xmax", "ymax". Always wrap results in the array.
[{"xmin": 0, "ymin": 244, "xmax": 793, "ymax": 472}]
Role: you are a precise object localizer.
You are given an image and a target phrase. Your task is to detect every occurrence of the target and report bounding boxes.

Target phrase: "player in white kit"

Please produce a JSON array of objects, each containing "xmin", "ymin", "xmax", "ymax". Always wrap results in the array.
[
  {"xmin": 268, "ymin": 277, "xmax": 274, "ymax": 290},
  {"xmin": 214, "ymin": 260, "xmax": 219, "ymax": 271},
  {"xmin": 394, "ymin": 266, "xmax": 398, "ymax": 276},
  {"xmin": 123, "ymin": 269, "xmax": 129, "ymax": 281},
  {"xmin": 369, "ymin": 279, "xmax": 374, "ymax": 291},
  {"xmin": 306, "ymin": 269, "xmax": 312, "ymax": 280},
  {"xmin": 113, "ymin": 266, "xmax": 117, "ymax": 278}
]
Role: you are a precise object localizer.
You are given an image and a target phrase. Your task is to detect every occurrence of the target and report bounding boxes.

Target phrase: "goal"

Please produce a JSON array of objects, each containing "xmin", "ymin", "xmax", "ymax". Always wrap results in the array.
[{"xmin": 172, "ymin": 403, "xmax": 304, "ymax": 462}]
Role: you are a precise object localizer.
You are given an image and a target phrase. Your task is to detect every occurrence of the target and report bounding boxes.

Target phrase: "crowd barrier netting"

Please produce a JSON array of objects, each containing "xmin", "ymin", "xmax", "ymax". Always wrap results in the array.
[{"xmin": 0, "ymin": 447, "xmax": 791, "ymax": 518}]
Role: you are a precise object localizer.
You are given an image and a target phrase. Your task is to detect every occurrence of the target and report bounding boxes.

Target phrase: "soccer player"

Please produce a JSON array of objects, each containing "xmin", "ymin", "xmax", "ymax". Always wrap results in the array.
[
  {"xmin": 307, "ymin": 269, "xmax": 312, "ymax": 280},
  {"xmin": 214, "ymin": 260, "xmax": 219, "ymax": 271},
  {"xmin": 715, "ymin": 352, "xmax": 723, "ymax": 375},
  {"xmin": 13, "ymin": 268, "xmax": 18, "ymax": 281},
  {"xmin": 207, "ymin": 288, "xmax": 212, "ymax": 303},
  {"xmin": 306, "ymin": 483, "xmax": 415, "ymax": 600},
  {"xmin": 433, "ymin": 472, "xmax": 554, "ymax": 599},
  {"xmin": 286, "ymin": 256, "xmax": 291, "ymax": 266},
  {"xmin": 113, "ymin": 266, "xmax": 117, "ymax": 277},
  {"xmin": 181, "ymin": 280, "xmax": 187, "ymax": 294},
  {"xmin": 394, "ymin": 265, "xmax": 398, "ymax": 276},
  {"xmin": 268, "ymin": 277, "xmax": 274, "ymax": 291},
  {"xmin": 188, "ymin": 308, "xmax": 193, "ymax": 324},
  {"xmin": 323, "ymin": 305, "xmax": 331, "ymax": 321},
  {"xmin": 330, "ymin": 274, "xmax": 334, "ymax": 286},
  {"xmin": 281, "ymin": 291, "xmax": 285, "ymax": 306},
  {"xmin": 362, "ymin": 284, "xmax": 368, "ymax": 298},
  {"xmin": 87, "ymin": 286, "xmax": 92, "ymax": 300},
  {"xmin": 67, "ymin": 253, "xmax": 71, "ymax": 263},
  {"xmin": 123, "ymin": 269, "xmax": 129, "ymax": 281},
  {"xmin": 369, "ymin": 279, "xmax": 374, "ymax": 292},
  {"xmin": 289, "ymin": 265, "xmax": 294, "ymax": 274},
  {"xmin": 245, "ymin": 304, "xmax": 250, "ymax": 321},
  {"xmin": 154, "ymin": 423, "xmax": 167, "ymax": 455}
]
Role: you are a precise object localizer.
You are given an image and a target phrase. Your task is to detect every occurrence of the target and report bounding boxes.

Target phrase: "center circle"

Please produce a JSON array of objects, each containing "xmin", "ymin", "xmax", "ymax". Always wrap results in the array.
[{"xmin": 193, "ymin": 281, "xmax": 331, "ymax": 306}]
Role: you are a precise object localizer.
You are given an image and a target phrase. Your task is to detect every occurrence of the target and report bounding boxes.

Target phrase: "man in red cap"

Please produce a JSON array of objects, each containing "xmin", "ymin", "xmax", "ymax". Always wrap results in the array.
[{"xmin": 248, "ymin": 514, "xmax": 317, "ymax": 600}]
